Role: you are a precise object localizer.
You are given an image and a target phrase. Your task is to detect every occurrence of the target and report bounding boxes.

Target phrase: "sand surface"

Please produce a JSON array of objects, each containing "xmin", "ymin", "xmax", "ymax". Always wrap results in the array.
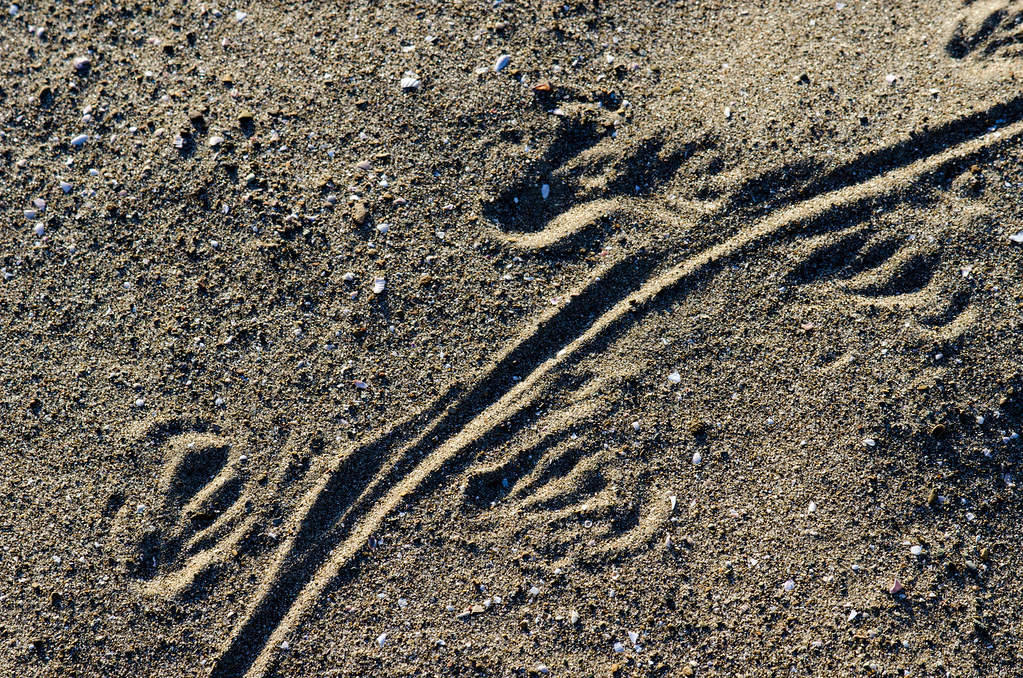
[{"xmin": 3, "ymin": 0, "xmax": 1023, "ymax": 676}]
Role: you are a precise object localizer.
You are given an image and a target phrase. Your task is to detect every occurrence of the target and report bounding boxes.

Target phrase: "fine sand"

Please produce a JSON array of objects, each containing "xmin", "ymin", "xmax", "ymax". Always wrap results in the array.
[{"xmin": 3, "ymin": 1, "xmax": 1023, "ymax": 676}]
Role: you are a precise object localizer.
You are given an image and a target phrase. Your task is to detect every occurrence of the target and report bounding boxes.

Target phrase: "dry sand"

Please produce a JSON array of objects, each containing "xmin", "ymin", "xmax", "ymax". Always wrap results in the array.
[{"xmin": 2, "ymin": 0, "xmax": 1023, "ymax": 676}]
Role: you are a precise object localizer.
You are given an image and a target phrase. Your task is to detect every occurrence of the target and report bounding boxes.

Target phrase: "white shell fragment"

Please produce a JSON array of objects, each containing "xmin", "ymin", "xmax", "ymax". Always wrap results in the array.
[
  {"xmin": 669, "ymin": 494, "xmax": 677, "ymax": 511},
  {"xmin": 627, "ymin": 631, "xmax": 639, "ymax": 644},
  {"xmin": 400, "ymin": 75, "xmax": 421, "ymax": 91},
  {"xmin": 70, "ymin": 134, "xmax": 88, "ymax": 146},
  {"xmin": 33, "ymin": 223, "xmax": 45, "ymax": 237},
  {"xmin": 356, "ymin": 160, "xmax": 373, "ymax": 170},
  {"xmin": 863, "ymin": 438, "xmax": 876, "ymax": 447},
  {"xmin": 692, "ymin": 452, "xmax": 702, "ymax": 465},
  {"xmin": 60, "ymin": 181, "xmax": 73, "ymax": 193},
  {"xmin": 342, "ymin": 272, "xmax": 355, "ymax": 282},
  {"xmin": 910, "ymin": 545, "xmax": 923, "ymax": 556},
  {"xmin": 541, "ymin": 183, "xmax": 550, "ymax": 199},
  {"xmin": 372, "ymin": 278, "xmax": 386, "ymax": 294},
  {"xmin": 494, "ymin": 54, "xmax": 511, "ymax": 72},
  {"xmin": 376, "ymin": 633, "xmax": 387, "ymax": 648},
  {"xmin": 33, "ymin": 198, "xmax": 46, "ymax": 210},
  {"xmin": 376, "ymin": 223, "xmax": 390, "ymax": 234},
  {"xmin": 783, "ymin": 579, "xmax": 795, "ymax": 591},
  {"xmin": 668, "ymin": 371, "xmax": 681, "ymax": 384},
  {"xmin": 613, "ymin": 642, "xmax": 625, "ymax": 653},
  {"xmin": 1009, "ymin": 231, "xmax": 1023, "ymax": 243},
  {"xmin": 209, "ymin": 136, "xmax": 224, "ymax": 147}
]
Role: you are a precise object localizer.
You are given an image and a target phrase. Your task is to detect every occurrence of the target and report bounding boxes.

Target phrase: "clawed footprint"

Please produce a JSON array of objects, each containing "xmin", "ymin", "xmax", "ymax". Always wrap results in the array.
[{"xmin": 947, "ymin": 0, "xmax": 1023, "ymax": 60}]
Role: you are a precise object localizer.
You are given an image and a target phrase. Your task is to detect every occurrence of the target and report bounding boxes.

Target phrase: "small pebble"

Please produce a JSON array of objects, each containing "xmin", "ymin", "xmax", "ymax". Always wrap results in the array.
[
  {"xmin": 783, "ymin": 579, "xmax": 795, "ymax": 591},
  {"xmin": 692, "ymin": 452, "xmax": 702, "ymax": 465},
  {"xmin": 910, "ymin": 545, "xmax": 923, "ymax": 556},
  {"xmin": 70, "ymin": 134, "xmax": 88, "ymax": 146},
  {"xmin": 541, "ymin": 183, "xmax": 550, "ymax": 199}
]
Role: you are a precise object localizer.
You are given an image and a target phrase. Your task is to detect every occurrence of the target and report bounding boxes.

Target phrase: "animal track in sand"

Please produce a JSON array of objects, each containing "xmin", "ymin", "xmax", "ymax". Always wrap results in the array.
[
  {"xmin": 130, "ymin": 94, "xmax": 1023, "ymax": 677},
  {"xmin": 947, "ymin": 0, "xmax": 1023, "ymax": 61}
]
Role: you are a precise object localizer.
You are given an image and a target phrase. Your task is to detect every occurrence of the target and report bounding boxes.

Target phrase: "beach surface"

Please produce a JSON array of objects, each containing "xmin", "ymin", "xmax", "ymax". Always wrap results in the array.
[{"xmin": 2, "ymin": 1, "xmax": 1023, "ymax": 676}]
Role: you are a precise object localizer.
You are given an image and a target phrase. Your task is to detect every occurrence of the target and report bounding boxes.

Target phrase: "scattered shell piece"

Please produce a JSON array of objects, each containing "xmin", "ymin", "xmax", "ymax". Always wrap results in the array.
[
  {"xmin": 400, "ymin": 74, "xmax": 421, "ymax": 91},
  {"xmin": 398, "ymin": 598, "xmax": 408, "ymax": 609},
  {"xmin": 342, "ymin": 272, "xmax": 355, "ymax": 282},
  {"xmin": 613, "ymin": 642, "xmax": 625, "ymax": 653},
  {"xmin": 353, "ymin": 380, "xmax": 368, "ymax": 389},
  {"xmin": 494, "ymin": 54, "xmax": 511, "ymax": 72},
  {"xmin": 632, "ymin": 421, "xmax": 640, "ymax": 431},
  {"xmin": 541, "ymin": 183, "xmax": 550, "ymax": 199},
  {"xmin": 24, "ymin": 210, "xmax": 38, "ymax": 220},
  {"xmin": 569, "ymin": 610, "xmax": 580, "ymax": 624},
  {"xmin": 885, "ymin": 73, "xmax": 897, "ymax": 84},
  {"xmin": 669, "ymin": 494, "xmax": 677, "ymax": 511},
  {"xmin": 783, "ymin": 579, "xmax": 795, "ymax": 591},
  {"xmin": 372, "ymin": 278, "xmax": 386, "ymax": 295},
  {"xmin": 627, "ymin": 631, "xmax": 639, "ymax": 644},
  {"xmin": 33, "ymin": 223, "xmax": 45, "ymax": 237},
  {"xmin": 529, "ymin": 586, "xmax": 540, "ymax": 596},
  {"xmin": 60, "ymin": 181, "xmax": 73, "ymax": 193},
  {"xmin": 376, "ymin": 633, "xmax": 386, "ymax": 648},
  {"xmin": 73, "ymin": 56, "xmax": 91, "ymax": 72},
  {"xmin": 376, "ymin": 223, "xmax": 390, "ymax": 234},
  {"xmin": 70, "ymin": 134, "xmax": 88, "ymax": 146},
  {"xmin": 910, "ymin": 545, "xmax": 923, "ymax": 556},
  {"xmin": 692, "ymin": 452, "xmax": 702, "ymax": 465},
  {"xmin": 33, "ymin": 198, "xmax": 46, "ymax": 210},
  {"xmin": 723, "ymin": 106, "xmax": 732, "ymax": 119},
  {"xmin": 808, "ymin": 501, "xmax": 817, "ymax": 514},
  {"xmin": 863, "ymin": 437, "xmax": 876, "ymax": 447},
  {"xmin": 356, "ymin": 160, "xmax": 373, "ymax": 170},
  {"xmin": 889, "ymin": 579, "xmax": 904, "ymax": 595},
  {"xmin": 668, "ymin": 371, "xmax": 681, "ymax": 384},
  {"xmin": 208, "ymin": 136, "xmax": 224, "ymax": 147},
  {"xmin": 1009, "ymin": 232, "xmax": 1023, "ymax": 243},
  {"xmin": 664, "ymin": 534, "xmax": 673, "ymax": 549},
  {"xmin": 234, "ymin": 10, "xmax": 247, "ymax": 22}
]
